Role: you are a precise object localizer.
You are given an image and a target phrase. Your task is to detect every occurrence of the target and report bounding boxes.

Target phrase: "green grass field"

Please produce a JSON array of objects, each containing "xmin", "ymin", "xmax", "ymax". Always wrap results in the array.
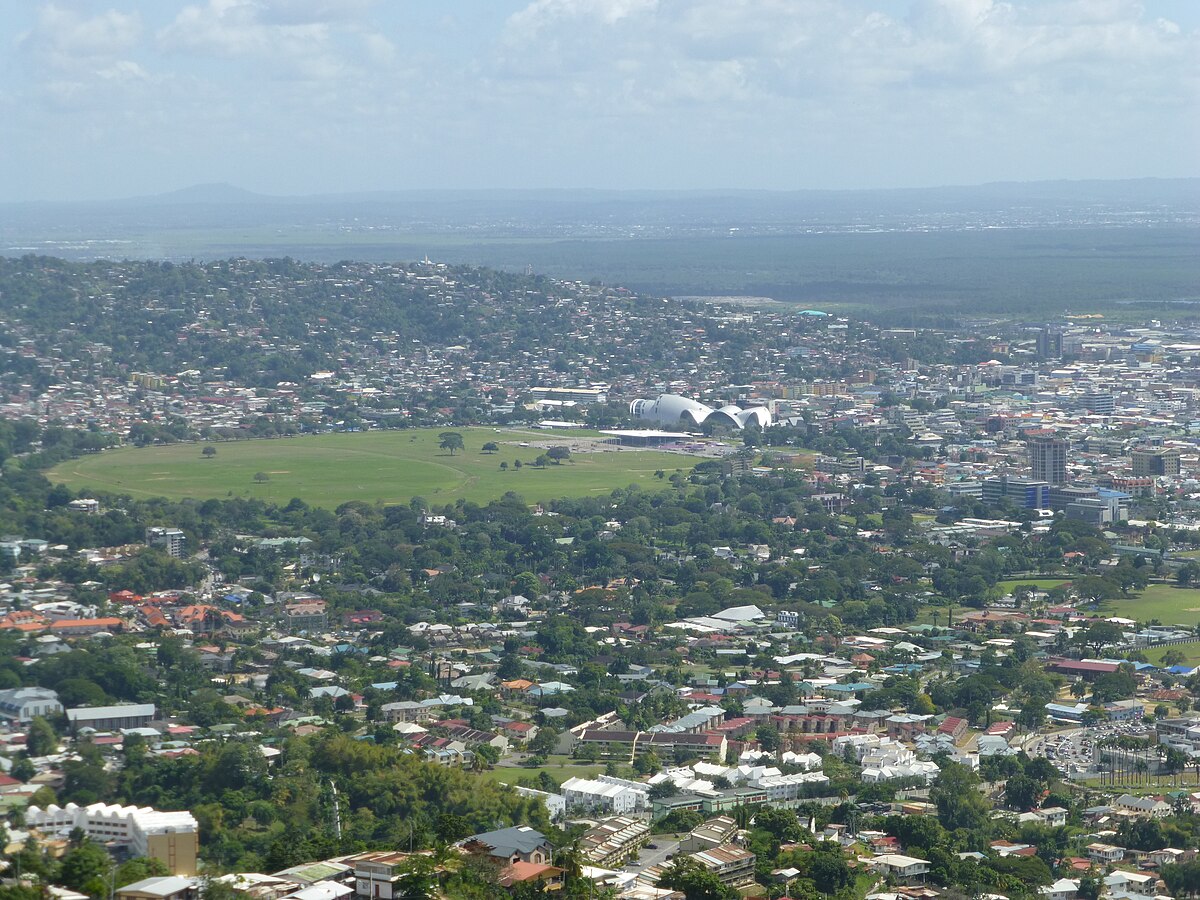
[
  {"xmin": 47, "ymin": 428, "xmax": 697, "ymax": 509},
  {"xmin": 1101, "ymin": 584, "xmax": 1200, "ymax": 627},
  {"xmin": 996, "ymin": 577, "xmax": 1071, "ymax": 592},
  {"xmin": 1142, "ymin": 644, "xmax": 1200, "ymax": 666},
  {"xmin": 476, "ymin": 760, "xmax": 606, "ymax": 787}
]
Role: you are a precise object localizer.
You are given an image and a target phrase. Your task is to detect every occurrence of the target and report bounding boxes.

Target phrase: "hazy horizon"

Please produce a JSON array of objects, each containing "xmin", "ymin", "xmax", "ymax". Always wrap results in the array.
[{"xmin": 3, "ymin": 1, "xmax": 1198, "ymax": 203}]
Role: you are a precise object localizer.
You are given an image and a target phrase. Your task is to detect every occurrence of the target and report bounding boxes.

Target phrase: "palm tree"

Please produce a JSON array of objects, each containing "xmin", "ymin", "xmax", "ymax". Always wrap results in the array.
[{"xmin": 553, "ymin": 841, "xmax": 583, "ymax": 886}]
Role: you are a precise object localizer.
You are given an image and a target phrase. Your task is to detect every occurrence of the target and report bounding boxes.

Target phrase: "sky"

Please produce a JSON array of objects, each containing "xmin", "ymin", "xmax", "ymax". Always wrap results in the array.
[{"xmin": 1, "ymin": 0, "xmax": 1197, "ymax": 201}]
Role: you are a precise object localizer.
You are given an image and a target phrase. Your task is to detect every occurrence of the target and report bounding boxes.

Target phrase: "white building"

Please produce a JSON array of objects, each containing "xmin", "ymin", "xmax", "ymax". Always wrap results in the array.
[
  {"xmin": 629, "ymin": 394, "xmax": 772, "ymax": 431},
  {"xmin": 1039, "ymin": 878, "xmax": 1079, "ymax": 900},
  {"xmin": 869, "ymin": 855, "xmax": 930, "ymax": 884},
  {"xmin": 560, "ymin": 776, "xmax": 647, "ymax": 815},
  {"xmin": 1104, "ymin": 871, "xmax": 1158, "ymax": 897},
  {"xmin": 27, "ymin": 802, "xmax": 198, "ymax": 874},
  {"xmin": 0, "ymin": 687, "xmax": 62, "ymax": 723}
]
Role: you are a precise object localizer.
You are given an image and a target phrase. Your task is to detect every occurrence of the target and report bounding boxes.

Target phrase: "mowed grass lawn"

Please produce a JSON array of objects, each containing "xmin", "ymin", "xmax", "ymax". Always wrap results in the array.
[
  {"xmin": 473, "ymin": 760, "xmax": 607, "ymax": 787},
  {"xmin": 996, "ymin": 577, "xmax": 1072, "ymax": 592},
  {"xmin": 1100, "ymin": 583, "xmax": 1200, "ymax": 627},
  {"xmin": 1142, "ymin": 643, "xmax": 1200, "ymax": 666},
  {"xmin": 48, "ymin": 428, "xmax": 696, "ymax": 509}
]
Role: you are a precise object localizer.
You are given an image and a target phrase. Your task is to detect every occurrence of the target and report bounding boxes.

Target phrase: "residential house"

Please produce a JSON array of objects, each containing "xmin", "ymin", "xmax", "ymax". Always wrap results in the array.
[
  {"xmin": 869, "ymin": 855, "xmax": 930, "ymax": 885},
  {"xmin": 459, "ymin": 827, "xmax": 552, "ymax": 866},
  {"xmin": 1114, "ymin": 794, "xmax": 1171, "ymax": 818},
  {"xmin": 498, "ymin": 862, "xmax": 563, "ymax": 893},
  {"xmin": 0, "ymin": 687, "xmax": 62, "ymax": 723},
  {"xmin": 1086, "ymin": 843, "xmax": 1124, "ymax": 863},
  {"xmin": 1103, "ymin": 871, "xmax": 1158, "ymax": 897},
  {"xmin": 1039, "ymin": 878, "xmax": 1079, "ymax": 900},
  {"xmin": 352, "ymin": 850, "xmax": 420, "ymax": 900}
]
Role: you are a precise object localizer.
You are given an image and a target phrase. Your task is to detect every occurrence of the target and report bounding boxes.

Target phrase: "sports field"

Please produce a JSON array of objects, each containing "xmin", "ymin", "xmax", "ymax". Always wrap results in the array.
[
  {"xmin": 1100, "ymin": 584, "xmax": 1200, "ymax": 627},
  {"xmin": 48, "ymin": 428, "xmax": 697, "ymax": 509}
]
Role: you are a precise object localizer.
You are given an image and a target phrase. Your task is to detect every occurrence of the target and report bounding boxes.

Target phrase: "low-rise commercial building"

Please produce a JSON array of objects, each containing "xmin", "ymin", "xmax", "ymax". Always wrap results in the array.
[{"xmin": 27, "ymin": 802, "xmax": 199, "ymax": 875}]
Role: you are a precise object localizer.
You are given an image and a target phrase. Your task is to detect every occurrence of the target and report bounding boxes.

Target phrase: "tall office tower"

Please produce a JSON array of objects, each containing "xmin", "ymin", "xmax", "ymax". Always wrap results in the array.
[
  {"xmin": 1036, "ymin": 328, "xmax": 1063, "ymax": 359},
  {"xmin": 1028, "ymin": 434, "xmax": 1068, "ymax": 486}
]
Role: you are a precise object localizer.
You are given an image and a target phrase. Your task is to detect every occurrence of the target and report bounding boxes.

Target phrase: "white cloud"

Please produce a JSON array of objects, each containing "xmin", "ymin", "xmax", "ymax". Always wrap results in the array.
[
  {"xmin": 22, "ymin": 4, "xmax": 143, "ymax": 68},
  {"xmin": 2, "ymin": 0, "xmax": 1196, "ymax": 197},
  {"xmin": 508, "ymin": 0, "xmax": 659, "ymax": 36},
  {"xmin": 496, "ymin": 0, "xmax": 1196, "ymax": 105},
  {"xmin": 159, "ymin": 0, "xmax": 332, "ymax": 58}
]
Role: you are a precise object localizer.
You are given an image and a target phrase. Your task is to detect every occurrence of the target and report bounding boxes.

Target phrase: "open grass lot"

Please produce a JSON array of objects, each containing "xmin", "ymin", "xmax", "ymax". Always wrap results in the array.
[
  {"xmin": 1142, "ymin": 643, "xmax": 1200, "ymax": 666},
  {"xmin": 996, "ymin": 577, "xmax": 1071, "ymax": 592},
  {"xmin": 477, "ymin": 759, "xmax": 606, "ymax": 787},
  {"xmin": 48, "ymin": 428, "xmax": 697, "ymax": 509},
  {"xmin": 1101, "ymin": 584, "xmax": 1200, "ymax": 627}
]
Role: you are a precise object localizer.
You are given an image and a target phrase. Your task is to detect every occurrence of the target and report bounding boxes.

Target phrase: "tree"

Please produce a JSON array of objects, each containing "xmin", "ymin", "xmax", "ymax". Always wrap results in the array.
[
  {"xmin": 1092, "ymin": 667, "xmax": 1137, "ymax": 703},
  {"xmin": 547, "ymin": 446, "xmax": 571, "ymax": 464},
  {"xmin": 648, "ymin": 781, "xmax": 678, "ymax": 800},
  {"xmin": 657, "ymin": 859, "xmax": 737, "ymax": 900},
  {"xmin": 753, "ymin": 807, "xmax": 802, "ymax": 842},
  {"xmin": 1162, "ymin": 649, "xmax": 1188, "ymax": 667},
  {"xmin": 1078, "ymin": 872, "xmax": 1103, "ymax": 900},
  {"xmin": 9, "ymin": 754, "xmax": 35, "ymax": 782},
  {"xmin": 808, "ymin": 852, "xmax": 853, "ymax": 894},
  {"xmin": 1004, "ymin": 773, "xmax": 1041, "ymax": 812},
  {"xmin": 202, "ymin": 446, "xmax": 217, "ymax": 458},
  {"xmin": 528, "ymin": 728, "xmax": 558, "ymax": 757},
  {"xmin": 59, "ymin": 839, "xmax": 112, "ymax": 894},
  {"xmin": 26, "ymin": 716, "xmax": 58, "ymax": 757},
  {"xmin": 114, "ymin": 857, "xmax": 169, "ymax": 889},
  {"xmin": 199, "ymin": 878, "xmax": 240, "ymax": 900},
  {"xmin": 482, "ymin": 442, "xmax": 499, "ymax": 454},
  {"xmin": 1072, "ymin": 576, "xmax": 1120, "ymax": 604},
  {"xmin": 930, "ymin": 761, "xmax": 989, "ymax": 832},
  {"xmin": 253, "ymin": 472, "xmax": 269, "ymax": 484},
  {"xmin": 1074, "ymin": 621, "xmax": 1125, "ymax": 655},
  {"xmin": 755, "ymin": 724, "xmax": 780, "ymax": 752},
  {"xmin": 885, "ymin": 814, "xmax": 947, "ymax": 855},
  {"xmin": 438, "ymin": 432, "xmax": 465, "ymax": 456},
  {"xmin": 634, "ymin": 751, "xmax": 662, "ymax": 776}
]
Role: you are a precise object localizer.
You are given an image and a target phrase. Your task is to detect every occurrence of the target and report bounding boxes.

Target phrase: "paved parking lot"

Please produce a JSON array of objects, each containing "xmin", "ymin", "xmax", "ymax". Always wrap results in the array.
[{"xmin": 1026, "ymin": 722, "xmax": 1151, "ymax": 776}]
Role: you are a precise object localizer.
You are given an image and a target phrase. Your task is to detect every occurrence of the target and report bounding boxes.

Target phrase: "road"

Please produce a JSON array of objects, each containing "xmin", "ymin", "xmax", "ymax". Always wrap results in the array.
[{"xmin": 632, "ymin": 837, "xmax": 681, "ymax": 872}]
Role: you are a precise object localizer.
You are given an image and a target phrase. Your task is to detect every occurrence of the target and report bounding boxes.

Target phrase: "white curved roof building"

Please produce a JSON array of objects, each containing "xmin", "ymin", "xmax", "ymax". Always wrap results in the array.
[{"xmin": 629, "ymin": 394, "xmax": 772, "ymax": 430}]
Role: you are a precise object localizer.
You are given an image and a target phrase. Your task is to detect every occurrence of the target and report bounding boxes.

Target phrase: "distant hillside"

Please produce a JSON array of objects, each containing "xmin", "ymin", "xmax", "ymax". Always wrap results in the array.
[
  {"xmin": 1, "ymin": 179, "xmax": 1196, "ymax": 319},
  {"xmin": 129, "ymin": 182, "xmax": 274, "ymax": 205}
]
